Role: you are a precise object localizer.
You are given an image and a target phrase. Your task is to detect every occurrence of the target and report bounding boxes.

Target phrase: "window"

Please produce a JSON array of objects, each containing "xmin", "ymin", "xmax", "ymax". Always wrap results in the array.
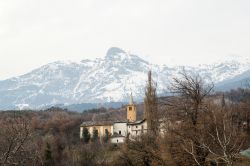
[
  {"xmin": 129, "ymin": 107, "xmax": 132, "ymax": 110},
  {"xmin": 117, "ymin": 139, "xmax": 119, "ymax": 143},
  {"xmin": 136, "ymin": 126, "xmax": 138, "ymax": 128},
  {"xmin": 119, "ymin": 130, "xmax": 121, "ymax": 135}
]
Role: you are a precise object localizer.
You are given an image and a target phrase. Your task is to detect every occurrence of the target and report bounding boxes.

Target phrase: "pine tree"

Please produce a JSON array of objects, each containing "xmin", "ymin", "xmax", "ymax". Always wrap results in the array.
[
  {"xmin": 221, "ymin": 93, "xmax": 226, "ymax": 108},
  {"xmin": 144, "ymin": 70, "xmax": 159, "ymax": 135},
  {"xmin": 103, "ymin": 129, "xmax": 110, "ymax": 143},
  {"xmin": 82, "ymin": 127, "xmax": 90, "ymax": 143},
  {"xmin": 92, "ymin": 129, "xmax": 99, "ymax": 142},
  {"xmin": 44, "ymin": 142, "xmax": 54, "ymax": 166}
]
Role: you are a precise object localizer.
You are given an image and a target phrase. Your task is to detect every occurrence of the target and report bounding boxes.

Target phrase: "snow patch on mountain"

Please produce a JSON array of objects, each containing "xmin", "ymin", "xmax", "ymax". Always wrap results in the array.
[{"xmin": 0, "ymin": 47, "xmax": 250, "ymax": 110}]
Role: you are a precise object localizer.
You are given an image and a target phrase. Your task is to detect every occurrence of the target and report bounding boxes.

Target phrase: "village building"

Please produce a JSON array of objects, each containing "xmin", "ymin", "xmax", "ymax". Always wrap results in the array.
[
  {"xmin": 80, "ymin": 93, "xmax": 148, "ymax": 143},
  {"xmin": 80, "ymin": 121, "xmax": 113, "ymax": 139}
]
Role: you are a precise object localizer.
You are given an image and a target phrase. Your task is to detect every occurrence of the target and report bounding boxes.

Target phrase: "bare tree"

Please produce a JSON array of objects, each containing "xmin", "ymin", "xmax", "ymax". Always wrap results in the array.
[
  {"xmin": 182, "ymin": 105, "xmax": 246, "ymax": 166},
  {"xmin": 170, "ymin": 70, "xmax": 213, "ymax": 125},
  {"xmin": 167, "ymin": 70, "xmax": 214, "ymax": 166},
  {"xmin": 120, "ymin": 134, "xmax": 168, "ymax": 166},
  {"xmin": 0, "ymin": 113, "xmax": 40, "ymax": 165}
]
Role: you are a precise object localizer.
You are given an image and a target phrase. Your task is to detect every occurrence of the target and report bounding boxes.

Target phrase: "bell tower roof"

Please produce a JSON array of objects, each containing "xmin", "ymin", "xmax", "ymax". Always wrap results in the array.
[{"xmin": 129, "ymin": 92, "xmax": 134, "ymax": 105}]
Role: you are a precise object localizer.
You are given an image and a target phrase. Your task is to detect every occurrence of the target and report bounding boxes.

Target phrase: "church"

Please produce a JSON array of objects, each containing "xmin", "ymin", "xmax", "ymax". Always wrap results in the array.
[{"xmin": 80, "ymin": 93, "xmax": 147, "ymax": 143}]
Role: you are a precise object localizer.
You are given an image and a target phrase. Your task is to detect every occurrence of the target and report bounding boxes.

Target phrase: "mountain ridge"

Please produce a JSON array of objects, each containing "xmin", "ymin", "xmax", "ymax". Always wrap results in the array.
[{"xmin": 0, "ymin": 47, "xmax": 250, "ymax": 110}]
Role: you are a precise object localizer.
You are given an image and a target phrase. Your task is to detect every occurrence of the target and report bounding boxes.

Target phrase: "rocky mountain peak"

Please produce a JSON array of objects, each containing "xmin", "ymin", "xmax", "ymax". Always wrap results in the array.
[
  {"xmin": 106, "ymin": 47, "xmax": 126, "ymax": 56},
  {"xmin": 105, "ymin": 47, "xmax": 127, "ymax": 60}
]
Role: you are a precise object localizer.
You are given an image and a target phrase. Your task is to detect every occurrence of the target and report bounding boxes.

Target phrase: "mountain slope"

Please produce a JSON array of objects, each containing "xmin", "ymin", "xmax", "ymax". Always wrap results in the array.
[
  {"xmin": 216, "ymin": 69, "xmax": 250, "ymax": 91},
  {"xmin": 0, "ymin": 47, "xmax": 250, "ymax": 110}
]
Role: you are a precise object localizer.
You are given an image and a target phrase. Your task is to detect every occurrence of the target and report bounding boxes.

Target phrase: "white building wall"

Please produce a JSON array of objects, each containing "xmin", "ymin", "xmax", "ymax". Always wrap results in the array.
[
  {"xmin": 110, "ymin": 137, "xmax": 125, "ymax": 144},
  {"xmin": 111, "ymin": 126, "xmax": 113, "ymax": 135},
  {"xmin": 128, "ymin": 121, "xmax": 148, "ymax": 138},
  {"xmin": 80, "ymin": 127, "xmax": 83, "ymax": 139},
  {"xmin": 127, "ymin": 124, "xmax": 132, "ymax": 135},
  {"xmin": 113, "ymin": 122, "xmax": 127, "ymax": 136},
  {"xmin": 89, "ymin": 126, "xmax": 93, "ymax": 136},
  {"xmin": 100, "ymin": 126, "xmax": 104, "ymax": 137}
]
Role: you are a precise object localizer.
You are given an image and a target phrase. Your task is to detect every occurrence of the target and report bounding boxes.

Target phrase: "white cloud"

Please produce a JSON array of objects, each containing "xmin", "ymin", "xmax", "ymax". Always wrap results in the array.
[{"xmin": 0, "ymin": 0, "xmax": 250, "ymax": 79}]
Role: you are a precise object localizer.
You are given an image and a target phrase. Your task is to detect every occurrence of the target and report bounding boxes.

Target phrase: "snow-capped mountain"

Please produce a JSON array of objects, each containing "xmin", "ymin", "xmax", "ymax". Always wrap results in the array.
[{"xmin": 0, "ymin": 47, "xmax": 250, "ymax": 110}]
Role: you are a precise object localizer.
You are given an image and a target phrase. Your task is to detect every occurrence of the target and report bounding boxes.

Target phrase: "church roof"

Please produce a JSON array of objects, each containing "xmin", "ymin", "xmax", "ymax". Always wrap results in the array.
[
  {"xmin": 129, "ymin": 92, "xmax": 134, "ymax": 105},
  {"xmin": 113, "ymin": 120, "xmax": 128, "ymax": 123},
  {"xmin": 80, "ymin": 121, "xmax": 113, "ymax": 127},
  {"xmin": 127, "ymin": 119, "xmax": 146, "ymax": 125}
]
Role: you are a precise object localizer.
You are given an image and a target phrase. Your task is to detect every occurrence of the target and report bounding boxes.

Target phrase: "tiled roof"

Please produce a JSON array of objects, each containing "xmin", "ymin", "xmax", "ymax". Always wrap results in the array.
[
  {"xmin": 113, "ymin": 120, "xmax": 128, "ymax": 123},
  {"xmin": 80, "ymin": 121, "xmax": 114, "ymax": 127},
  {"xmin": 127, "ymin": 119, "xmax": 146, "ymax": 125}
]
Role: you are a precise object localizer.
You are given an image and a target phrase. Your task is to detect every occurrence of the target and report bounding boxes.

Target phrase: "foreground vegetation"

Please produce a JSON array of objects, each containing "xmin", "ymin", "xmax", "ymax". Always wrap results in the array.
[
  {"xmin": 0, "ymin": 107, "xmax": 125, "ymax": 165},
  {"xmin": 0, "ymin": 71, "xmax": 250, "ymax": 166}
]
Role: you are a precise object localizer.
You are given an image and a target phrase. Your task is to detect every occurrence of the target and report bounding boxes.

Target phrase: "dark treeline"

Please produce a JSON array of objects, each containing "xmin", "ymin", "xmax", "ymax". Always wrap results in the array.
[{"xmin": 214, "ymin": 88, "xmax": 250, "ymax": 103}]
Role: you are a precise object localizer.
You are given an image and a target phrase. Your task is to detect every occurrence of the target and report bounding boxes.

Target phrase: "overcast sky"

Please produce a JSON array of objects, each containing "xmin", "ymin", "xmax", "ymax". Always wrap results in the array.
[{"xmin": 0, "ymin": 0, "xmax": 250, "ymax": 80}]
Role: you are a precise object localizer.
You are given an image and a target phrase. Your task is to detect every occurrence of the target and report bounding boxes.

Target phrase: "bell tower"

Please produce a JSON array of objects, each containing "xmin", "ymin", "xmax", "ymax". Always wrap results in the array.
[{"xmin": 127, "ymin": 92, "xmax": 136, "ymax": 122}]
